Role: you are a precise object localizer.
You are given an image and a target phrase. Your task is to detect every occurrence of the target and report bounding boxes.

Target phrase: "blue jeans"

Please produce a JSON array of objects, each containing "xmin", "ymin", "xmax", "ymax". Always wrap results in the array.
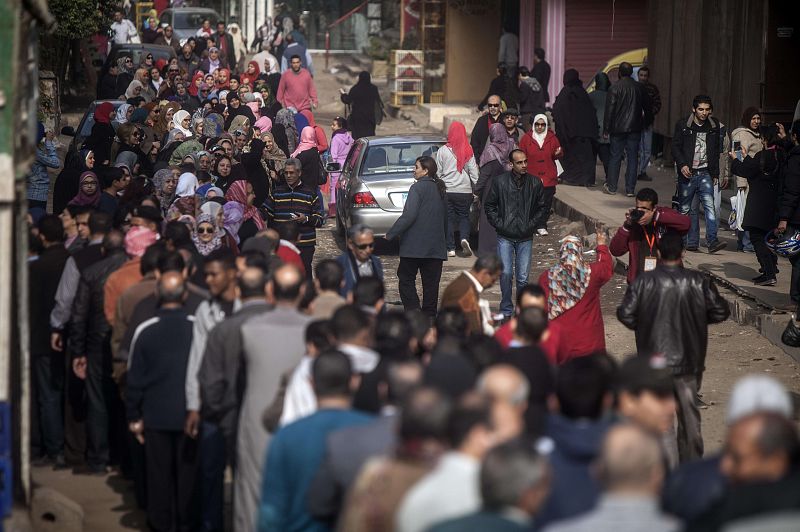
[
  {"xmin": 607, "ymin": 132, "xmax": 640, "ymax": 193},
  {"xmin": 497, "ymin": 237, "xmax": 533, "ymax": 316},
  {"xmin": 679, "ymin": 171, "xmax": 718, "ymax": 247},
  {"xmin": 638, "ymin": 126, "xmax": 653, "ymax": 175},
  {"xmin": 199, "ymin": 421, "xmax": 226, "ymax": 532},
  {"xmin": 446, "ymin": 192, "xmax": 473, "ymax": 251}
]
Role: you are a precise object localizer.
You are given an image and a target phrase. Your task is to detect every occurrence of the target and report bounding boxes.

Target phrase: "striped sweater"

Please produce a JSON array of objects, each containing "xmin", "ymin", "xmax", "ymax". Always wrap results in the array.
[{"xmin": 265, "ymin": 181, "xmax": 325, "ymax": 247}]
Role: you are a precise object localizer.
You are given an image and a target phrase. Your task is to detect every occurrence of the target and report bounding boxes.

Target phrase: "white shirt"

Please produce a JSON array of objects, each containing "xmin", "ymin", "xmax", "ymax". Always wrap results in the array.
[
  {"xmin": 110, "ymin": 19, "xmax": 138, "ymax": 44},
  {"xmin": 279, "ymin": 355, "xmax": 316, "ymax": 427},
  {"xmin": 396, "ymin": 452, "xmax": 481, "ymax": 532},
  {"xmin": 463, "ymin": 271, "xmax": 495, "ymax": 335},
  {"xmin": 339, "ymin": 343, "xmax": 379, "ymax": 374}
]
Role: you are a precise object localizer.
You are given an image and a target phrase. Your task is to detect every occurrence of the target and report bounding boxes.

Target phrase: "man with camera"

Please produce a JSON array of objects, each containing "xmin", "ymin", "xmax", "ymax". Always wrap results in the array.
[{"xmin": 609, "ymin": 188, "xmax": 690, "ymax": 284}]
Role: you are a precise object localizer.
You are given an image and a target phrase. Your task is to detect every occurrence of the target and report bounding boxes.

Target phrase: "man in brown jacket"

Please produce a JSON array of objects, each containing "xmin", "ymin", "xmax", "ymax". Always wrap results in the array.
[{"xmin": 440, "ymin": 254, "xmax": 502, "ymax": 335}]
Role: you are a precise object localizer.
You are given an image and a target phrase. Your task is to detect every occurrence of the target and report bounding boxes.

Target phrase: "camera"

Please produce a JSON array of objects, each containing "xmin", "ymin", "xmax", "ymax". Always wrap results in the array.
[{"xmin": 630, "ymin": 208, "xmax": 644, "ymax": 223}]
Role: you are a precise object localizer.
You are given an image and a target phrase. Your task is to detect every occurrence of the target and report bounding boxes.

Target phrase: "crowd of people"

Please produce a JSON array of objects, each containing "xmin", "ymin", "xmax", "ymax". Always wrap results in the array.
[{"xmin": 24, "ymin": 8, "xmax": 800, "ymax": 532}]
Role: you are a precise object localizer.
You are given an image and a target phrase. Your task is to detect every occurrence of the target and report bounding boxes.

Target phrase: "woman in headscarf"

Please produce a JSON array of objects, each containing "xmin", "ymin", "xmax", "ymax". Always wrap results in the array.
[
  {"xmin": 203, "ymin": 113, "xmax": 226, "ymax": 139},
  {"xmin": 172, "ymin": 109, "xmax": 193, "ymax": 138},
  {"xmin": 552, "ymin": 68, "xmax": 598, "ymax": 186},
  {"xmin": 538, "ymin": 231, "xmax": 612, "ymax": 364},
  {"xmin": 113, "ymin": 103, "xmax": 134, "ymax": 130},
  {"xmin": 224, "ymin": 179, "xmax": 264, "ymax": 243},
  {"xmin": 155, "ymin": 102, "xmax": 182, "ymax": 142},
  {"xmin": 260, "ymin": 131, "xmax": 287, "ymax": 181},
  {"xmin": 520, "ymin": 113, "xmax": 563, "ymax": 234},
  {"xmin": 225, "ymin": 92, "xmax": 256, "ymax": 130},
  {"xmin": 240, "ymin": 60, "xmax": 260, "ymax": 87},
  {"xmin": 475, "ymin": 123, "xmax": 515, "ymax": 255},
  {"xmin": 328, "ymin": 117, "xmax": 353, "ymax": 215},
  {"xmin": 273, "ymin": 108, "xmax": 297, "ymax": 156},
  {"xmin": 223, "ymin": 201, "xmax": 245, "ymax": 244},
  {"xmin": 115, "ymin": 56, "xmax": 136, "ymax": 98},
  {"xmin": 229, "ymin": 115, "xmax": 251, "ymax": 138},
  {"xmin": 123, "ymin": 79, "xmax": 145, "ymax": 102},
  {"xmin": 588, "ymin": 72, "xmax": 611, "ymax": 185},
  {"xmin": 256, "ymin": 81, "xmax": 282, "ymax": 120},
  {"xmin": 192, "ymin": 213, "xmax": 226, "ymax": 256},
  {"xmin": 341, "ymin": 71, "xmax": 384, "ymax": 139},
  {"xmin": 731, "ymin": 107, "xmax": 764, "ymax": 252},
  {"xmin": 152, "ymin": 167, "xmax": 178, "ymax": 217},
  {"xmin": 112, "ymin": 123, "xmax": 148, "ymax": 172},
  {"xmin": 156, "ymin": 128, "xmax": 186, "ymax": 165},
  {"xmin": 435, "ymin": 121, "xmax": 479, "ymax": 257},
  {"xmin": 67, "ymin": 171, "xmax": 100, "ymax": 208},
  {"xmin": 167, "ymin": 172, "xmax": 199, "ymax": 220},
  {"xmin": 189, "ymin": 71, "xmax": 205, "ymax": 98},
  {"xmin": 193, "ymin": 150, "xmax": 213, "ymax": 174},
  {"xmin": 213, "ymin": 155, "xmax": 234, "ymax": 190},
  {"xmin": 54, "ymin": 148, "xmax": 95, "ymax": 215},
  {"xmin": 301, "ymin": 110, "xmax": 329, "ymax": 152},
  {"xmin": 253, "ymin": 116, "xmax": 272, "ymax": 136},
  {"xmin": 292, "ymin": 126, "xmax": 323, "ymax": 187}
]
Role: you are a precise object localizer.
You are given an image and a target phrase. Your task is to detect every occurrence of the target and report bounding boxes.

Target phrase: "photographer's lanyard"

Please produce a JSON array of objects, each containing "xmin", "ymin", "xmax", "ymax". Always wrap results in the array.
[{"xmin": 643, "ymin": 226, "xmax": 657, "ymax": 272}]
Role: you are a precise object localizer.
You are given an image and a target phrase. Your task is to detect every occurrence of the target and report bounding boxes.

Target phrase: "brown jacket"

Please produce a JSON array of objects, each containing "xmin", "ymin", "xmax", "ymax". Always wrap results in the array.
[{"xmin": 440, "ymin": 272, "xmax": 482, "ymax": 334}]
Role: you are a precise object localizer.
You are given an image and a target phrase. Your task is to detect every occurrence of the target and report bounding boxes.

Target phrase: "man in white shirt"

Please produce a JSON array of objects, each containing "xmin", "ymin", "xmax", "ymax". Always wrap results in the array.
[{"xmin": 110, "ymin": 9, "xmax": 138, "ymax": 46}]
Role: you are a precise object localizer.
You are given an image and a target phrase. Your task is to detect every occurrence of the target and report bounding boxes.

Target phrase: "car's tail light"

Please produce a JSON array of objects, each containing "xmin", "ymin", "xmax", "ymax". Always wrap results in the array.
[{"xmin": 352, "ymin": 191, "xmax": 378, "ymax": 208}]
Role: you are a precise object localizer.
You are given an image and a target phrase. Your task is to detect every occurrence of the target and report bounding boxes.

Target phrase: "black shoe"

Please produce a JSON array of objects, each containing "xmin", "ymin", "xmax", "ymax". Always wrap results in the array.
[
  {"xmin": 687, "ymin": 246, "xmax": 699, "ymax": 252},
  {"xmin": 602, "ymin": 184, "xmax": 616, "ymax": 195},
  {"xmin": 753, "ymin": 273, "xmax": 766, "ymax": 280},
  {"xmin": 755, "ymin": 276, "xmax": 777, "ymax": 286},
  {"xmin": 638, "ymin": 172, "xmax": 653, "ymax": 181},
  {"xmin": 708, "ymin": 241, "xmax": 727, "ymax": 253}
]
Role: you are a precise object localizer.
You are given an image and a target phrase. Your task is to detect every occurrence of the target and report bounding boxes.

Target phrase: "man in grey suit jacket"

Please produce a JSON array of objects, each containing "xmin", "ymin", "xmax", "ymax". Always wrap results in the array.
[{"xmin": 307, "ymin": 358, "xmax": 423, "ymax": 527}]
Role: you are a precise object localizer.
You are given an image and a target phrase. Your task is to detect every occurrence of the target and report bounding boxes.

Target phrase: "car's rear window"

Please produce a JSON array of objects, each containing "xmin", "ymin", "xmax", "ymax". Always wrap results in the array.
[
  {"xmin": 80, "ymin": 102, "xmax": 124, "ymax": 137},
  {"xmin": 111, "ymin": 48, "xmax": 175, "ymax": 67},
  {"xmin": 173, "ymin": 12, "xmax": 217, "ymax": 29},
  {"xmin": 361, "ymin": 143, "xmax": 441, "ymax": 175}
]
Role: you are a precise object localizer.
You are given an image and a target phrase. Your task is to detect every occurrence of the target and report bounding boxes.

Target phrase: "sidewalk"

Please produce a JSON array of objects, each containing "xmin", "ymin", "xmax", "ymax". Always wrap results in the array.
[{"xmin": 552, "ymin": 161, "xmax": 800, "ymax": 362}]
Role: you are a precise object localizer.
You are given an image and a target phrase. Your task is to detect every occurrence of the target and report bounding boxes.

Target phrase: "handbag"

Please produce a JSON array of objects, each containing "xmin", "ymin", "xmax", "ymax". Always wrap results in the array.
[
  {"xmin": 782, "ymin": 317, "xmax": 800, "ymax": 348},
  {"xmin": 317, "ymin": 156, "xmax": 328, "ymax": 186}
]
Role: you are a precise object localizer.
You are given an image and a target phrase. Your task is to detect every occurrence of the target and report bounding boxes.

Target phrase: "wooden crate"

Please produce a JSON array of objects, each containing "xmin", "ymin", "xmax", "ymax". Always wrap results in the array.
[{"xmin": 391, "ymin": 91, "xmax": 423, "ymax": 107}]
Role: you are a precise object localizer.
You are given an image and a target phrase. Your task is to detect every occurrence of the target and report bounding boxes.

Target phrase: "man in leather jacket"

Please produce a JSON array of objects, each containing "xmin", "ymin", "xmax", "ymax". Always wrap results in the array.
[
  {"xmin": 603, "ymin": 62, "xmax": 652, "ymax": 196},
  {"xmin": 484, "ymin": 149, "xmax": 547, "ymax": 318},
  {"xmin": 617, "ymin": 232, "xmax": 730, "ymax": 464}
]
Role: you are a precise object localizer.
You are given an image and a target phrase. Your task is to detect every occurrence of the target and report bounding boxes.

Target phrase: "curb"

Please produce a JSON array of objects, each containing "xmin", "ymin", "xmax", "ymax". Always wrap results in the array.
[{"xmin": 551, "ymin": 195, "xmax": 800, "ymax": 365}]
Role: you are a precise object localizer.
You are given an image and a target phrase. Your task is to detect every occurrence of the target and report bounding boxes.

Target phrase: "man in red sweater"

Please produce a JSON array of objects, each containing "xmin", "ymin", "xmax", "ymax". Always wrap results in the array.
[
  {"xmin": 277, "ymin": 56, "xmax": 318, "ymax": 113},
  {"xmin": 609, "ymin": 187, "xmax": 690, "ymax": 284}
]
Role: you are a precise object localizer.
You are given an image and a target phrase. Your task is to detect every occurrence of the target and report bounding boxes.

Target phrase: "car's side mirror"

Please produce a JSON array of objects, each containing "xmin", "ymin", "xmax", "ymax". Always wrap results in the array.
[
  {"xmin": 325, "ymin": 162, "xmax": 341, "ymax": 173},
  {"xmin": 61, "ymin": 126, "xmax": 76, "ymax": 136}
]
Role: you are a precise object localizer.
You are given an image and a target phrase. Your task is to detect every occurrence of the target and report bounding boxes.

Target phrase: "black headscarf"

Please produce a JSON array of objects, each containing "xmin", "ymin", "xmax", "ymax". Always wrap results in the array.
[
  {"xmin": 225, "ymin": 93, "xmax": 257, "ymax": 130},
  {"xmin": 552, "ymin": 68, "xmax": 598, "ymax": 140},
  {"xmin": 594, "ymin": 72, "xmax": 611, "ymax": 92}
]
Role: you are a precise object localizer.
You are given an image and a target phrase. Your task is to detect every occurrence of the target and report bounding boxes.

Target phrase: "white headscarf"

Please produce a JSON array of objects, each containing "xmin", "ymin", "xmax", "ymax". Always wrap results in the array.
[
  {"xmin": 532, "ymin": 113, "xmax": 549, "ymax": 148},
  {"xmin": 115, "ymin": 103, "xmax": 132, "ymax": 125},
  {"xmin": 172, "ymin": 109, "xmax": 193, "ymax": 138},
  {"xmin": 175, "ymin": 172, "xmax": 198, "ymax": 197}
]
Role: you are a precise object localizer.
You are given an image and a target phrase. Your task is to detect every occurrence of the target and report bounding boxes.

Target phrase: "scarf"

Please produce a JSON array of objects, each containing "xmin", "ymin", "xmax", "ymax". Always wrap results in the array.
[
  {"xmin": 445, "ymin": 121, "xmax": 474, "ymax": 172},
  {"xmin": 275, "ymin": 109, "xmax": 298, "ymax": 153},
  {"xmin": 480, "ymin": 122, "xmax": 515, "ymax": 170},
  {"xmin": 156, "ymin": 102, "xmax": 181, "ymax": 138},
  {"xmin": 125, "ymin": 80, "xmax": 143, "ymax": 100},
  {"xmin": 261, "ymin": 131, "xmax": 287, "ymax": 171},
  {"xmin": 94, "ymin": 102, "xmax": 114, "ymax": 124},
  {"xmin": 172, "ymin": 110, "xmax": 193, "ymax": 137},
  {"xmin": 175, "ymin": 172, "xmax": 198, "ymax": 197},
  {"xmin": 153, "ymin": 168, "xmax": 176, "ymax": 215},
  {"xmin": 191, "ymin": 213, "xmax": 225, "ymax": 256},
  {"xmin": 114, "ymin": 151, "xmax": 138, "ymax": 174},
  {"xmin": 68, "ymin": 172, "xmax": 101, "ymax": 207},
  {"xmin": 189, "ymin": 72, "xmax": 204, "ymax": 97},
  {"xmin": 254, "ymin": 116, "xmax": 272, "ymax": 133},
  {"xmin": 531, "ymin": 113, "xmax": 549, "ymax": 148},
  {"xmin": 291, "ymin": 126, "xmax": 317, "ymax": 157},
  {"xmin": 115, "ymin": 103, "xmax": 132, "ymax": 125},
  {"xmin": 225, "ymin": 180, "xmax": 265, "ymax": 230},
  {"xmin": 124, "ymin": 226, "xmax": 159, "ymax": 258},
  {"xmin": 203, "ymin": 113, "xmax": 225, "ymax": 138},
  {"xmin": 547, "ymin": 236, "xmax": 591, "ymax": 320},
  {"xmin": 223, "ymin": 201, "xmax": 245, "ymax": 243}
]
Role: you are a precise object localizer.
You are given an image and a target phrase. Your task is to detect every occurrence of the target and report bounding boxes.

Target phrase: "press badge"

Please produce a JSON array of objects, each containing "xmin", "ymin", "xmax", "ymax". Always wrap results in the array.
[{"xmin": 644, "ymin": 256, "xmax": 657, "ymax": 272}]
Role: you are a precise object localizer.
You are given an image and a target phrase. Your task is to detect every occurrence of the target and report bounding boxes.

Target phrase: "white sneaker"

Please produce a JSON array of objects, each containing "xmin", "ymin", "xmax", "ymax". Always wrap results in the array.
[
  {"xmin": 537, "ymin": 228, "xmax": 549, "ymax": 236},
  {"xmin": 460, "ymin": 239, "xmax": 473, "ymax": 257},
  {"xmin": 448, "ymin": 250, "xmax": 456, "ymax": 257}
]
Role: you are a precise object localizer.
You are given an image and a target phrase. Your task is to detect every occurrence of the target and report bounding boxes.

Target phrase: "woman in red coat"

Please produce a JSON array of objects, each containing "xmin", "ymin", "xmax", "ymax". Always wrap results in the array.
[
  {"xmin": 538, "ymin": 231, "xmax": 613, "ymax": 364},
  {"xmin": 520, "ymin": 113, "xmax": 563, "ymax": 235}
]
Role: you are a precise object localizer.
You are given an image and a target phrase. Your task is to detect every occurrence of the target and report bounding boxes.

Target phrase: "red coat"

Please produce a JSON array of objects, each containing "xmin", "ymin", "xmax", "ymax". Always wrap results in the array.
[
  {"xmin": 520, "ymin": 130, "xmax": 563, "ymax": 188},
  {"xmin": 538, "ymin": 245, "xmax": 613, "ymax": 363},
  {"xmin": 609, "ymin": 207, "xmax": 690, "ymax": 284}
]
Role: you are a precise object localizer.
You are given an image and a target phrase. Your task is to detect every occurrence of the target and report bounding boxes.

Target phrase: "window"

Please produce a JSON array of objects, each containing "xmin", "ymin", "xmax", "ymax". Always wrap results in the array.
[
  {"xmin": 360, "ymin": 143, "xmax": 441, "ymax": 175},
  {"xmin": 174, "ymin": 12, "xmax": 217, "ymax": 30},
  {"xmin": 80, "ymin": 102, "xmax": 124, "ymax": 137}
]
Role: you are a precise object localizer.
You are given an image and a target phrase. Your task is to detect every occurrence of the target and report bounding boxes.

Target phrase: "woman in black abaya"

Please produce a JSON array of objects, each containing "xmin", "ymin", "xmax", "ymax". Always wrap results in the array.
[
  {"xmin": 552, "ymin": 69, "xmax": 598, "ymax": 186},
  {"xmin": 340, "ymin": 71, "xmax": 384, "ymax": 139}
]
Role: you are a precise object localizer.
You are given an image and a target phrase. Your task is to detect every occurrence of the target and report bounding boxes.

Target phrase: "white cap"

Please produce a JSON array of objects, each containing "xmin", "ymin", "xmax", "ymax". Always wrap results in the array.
[{"xmin": 726, "ymin": 375, "xmax": 793, "ymax": 425}]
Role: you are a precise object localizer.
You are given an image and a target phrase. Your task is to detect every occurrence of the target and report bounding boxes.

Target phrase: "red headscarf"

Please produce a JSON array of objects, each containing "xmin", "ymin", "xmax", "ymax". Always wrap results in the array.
[
  {"xmin": 446, "ymin": 121, "xmax": 474, "ymax": 172},
  {"xmin": 245, "ymin": 60, "xmax": 260, "ymax": 79},
  {"xmin": 189, "ymin": 71, "xmax": 205, "ymax": 97},
  {"xmin": 225, "ymin": 180, "xmax": 265, "ymax": 230},
  {"xmin": 94, "ymin": 102, "xmax": 115, "ymax": 124}
]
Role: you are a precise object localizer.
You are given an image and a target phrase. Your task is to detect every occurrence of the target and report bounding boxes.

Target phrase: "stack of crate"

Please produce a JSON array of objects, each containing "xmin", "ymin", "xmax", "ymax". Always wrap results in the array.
[{"xmin": 390, "ymin": 50, "xmax": 424, "ymax": 107}]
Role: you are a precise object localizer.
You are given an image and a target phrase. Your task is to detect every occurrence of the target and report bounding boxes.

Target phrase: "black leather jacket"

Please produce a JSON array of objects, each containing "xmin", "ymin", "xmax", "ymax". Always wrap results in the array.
[
  {"xmin": 69, "ymin": 250, "xmax": 127, "ymax": 359},
  {"xmin": 484, "ymin": 171, "xmax": 546, "ymax": 242},
  {"xmin": 617, "ymin": 264, "xmax": 730, "ymax": 375},
  {"xmin": 603, "ymin": 76, "xmax": 652, "ymax": 135}
]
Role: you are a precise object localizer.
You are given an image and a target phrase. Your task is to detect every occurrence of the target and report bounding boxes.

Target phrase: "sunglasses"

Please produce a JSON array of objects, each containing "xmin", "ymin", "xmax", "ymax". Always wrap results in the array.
[
  {"xmin": 169, "ymin": 69, "xmax": 179, "ymax": 73},
  {"xmin": 487, "ymin": 103, "xmax": 500, "ymax": 108},
  {"xmin": 234, "ymin": 131, "xmax": 246, "ymax": 137},
  {"xmin": 146, "ymin": 55, "xmax": 153, "ymax": 59},
  {"xmin": 125, "ymin": 59, "xmax": 133, "ymax": 63},
  {"xmin": 356, "ymin": 242, "xmax": 375, "ymax": 250},
  {"xmin": 534, "ymin": 122, "xmax": 546, "ymax": 128},
  {"xmin": 197, "ymin": 226, "xmax": 215, "ymax": 234}
]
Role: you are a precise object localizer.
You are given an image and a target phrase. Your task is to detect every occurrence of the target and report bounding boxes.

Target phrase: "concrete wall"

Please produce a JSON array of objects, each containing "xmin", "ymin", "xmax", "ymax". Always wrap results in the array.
[{"xmin": 444, "ymin": 4, "xmax": 501, "ymax": 104}]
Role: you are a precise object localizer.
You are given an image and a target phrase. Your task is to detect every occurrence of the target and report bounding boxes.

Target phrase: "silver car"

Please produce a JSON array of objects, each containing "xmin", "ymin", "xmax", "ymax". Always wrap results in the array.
[
  {"xmin": 159, "ymin": 8, "xmax": 221, "ymax": 43},
  {"xmin": 334, "ymin": 135, "xmax": 445, "ymax": 238}
]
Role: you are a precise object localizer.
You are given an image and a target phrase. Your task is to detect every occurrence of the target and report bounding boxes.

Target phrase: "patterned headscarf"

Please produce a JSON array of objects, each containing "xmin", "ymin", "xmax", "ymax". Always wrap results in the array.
[
  {"xmin": 191, "ymin": 213, "xmax": 225, "ymax": 256},
  {"xmin": 480, "ymin": 122, "xmax": 515, "ymax": 170},
  {"xmin": 153, "ymin": 168, "xmax": 176, "ymax": 216},
  {"xmin": 225, "ymin": 180, "xmax": 265, "ymax": 230},
  {"xmin": 204, "ymin": 113, "xmax": 225, "ymax": 138},
  {"xmin": 124, "ymin": 226, "xmax": 159, "ymax": 258},
  {"xmin": 546, "ymin": 236, "xmax": 591, "ymax": 320},
  {"xmin": 275, "ymin": 108, "xmax": 298, "ymax": 154}
]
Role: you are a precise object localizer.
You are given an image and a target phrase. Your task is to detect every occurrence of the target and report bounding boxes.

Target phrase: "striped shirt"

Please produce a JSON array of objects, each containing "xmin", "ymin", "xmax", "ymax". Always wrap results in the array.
[{"xmin": 265, "ymin": 181, "xmax": 325, "ymax": 247}]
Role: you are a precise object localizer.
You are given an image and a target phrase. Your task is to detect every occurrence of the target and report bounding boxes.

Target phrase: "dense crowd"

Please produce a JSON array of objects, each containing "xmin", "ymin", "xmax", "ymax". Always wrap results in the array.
[{"xmin": 25, "ymin": 7, "xmax": 800, "ymax": 532}]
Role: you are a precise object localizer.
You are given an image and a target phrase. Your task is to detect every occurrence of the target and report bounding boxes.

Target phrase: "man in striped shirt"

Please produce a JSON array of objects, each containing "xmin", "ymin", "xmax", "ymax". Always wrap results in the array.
[{"xmin": 265, "ymin": 157, "xmax": 325, "ymax": 274}]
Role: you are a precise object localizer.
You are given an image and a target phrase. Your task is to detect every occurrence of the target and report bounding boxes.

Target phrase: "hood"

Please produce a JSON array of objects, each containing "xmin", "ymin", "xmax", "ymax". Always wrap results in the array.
[{"xmin": 544, "ymin": 413, "xmax": 614, "ymax": 460}]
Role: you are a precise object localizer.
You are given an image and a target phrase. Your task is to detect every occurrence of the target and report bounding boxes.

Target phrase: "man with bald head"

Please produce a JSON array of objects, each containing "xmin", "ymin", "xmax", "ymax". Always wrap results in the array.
[
  {"xmin": 543, "ymin": 424, "xmax": 678, "ymax": 532},
  {"xmin": 235, "ymin": 263, "xmax": 312, "ymax": 532},
  {"xmin": 126, "ymin": 271, "xmax": 199, "ymax": 532},
  {"xmin": 471, "ymin": 93, "xmax": 504, "ymax": 161}
]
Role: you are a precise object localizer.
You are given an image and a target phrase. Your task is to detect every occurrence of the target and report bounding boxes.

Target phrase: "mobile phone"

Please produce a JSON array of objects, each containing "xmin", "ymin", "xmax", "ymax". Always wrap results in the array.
[{"xmin": 733, "ymin": 140, "xmax": 743, "ymax": 161}]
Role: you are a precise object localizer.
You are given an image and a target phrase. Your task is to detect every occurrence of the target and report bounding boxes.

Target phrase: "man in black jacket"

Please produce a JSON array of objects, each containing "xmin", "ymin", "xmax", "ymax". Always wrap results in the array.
[
  {"xmin": 671, "ymin": 94, "xmax": 726, "ymax": 253},
  {"xmin": 470, "ymin": 94, "xmax": 503, "ymax": 162},
  {"xmin": 484, "ymin": 149, "xmax": 547, "ymax": 318},
  {"xmin": 30, "ymin": 215, "xmax": 71, "ymax": 467},
  {"xmin": 603, "ymin": 62, "xmax": 652, "ymax": 196},
  {"xmin": 776, "ymin": 120, "xmax": 800, "ymax": 303},
  {"xmin": 617, "ymin": 232, "xmax": 730, "ymax": 463}
]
